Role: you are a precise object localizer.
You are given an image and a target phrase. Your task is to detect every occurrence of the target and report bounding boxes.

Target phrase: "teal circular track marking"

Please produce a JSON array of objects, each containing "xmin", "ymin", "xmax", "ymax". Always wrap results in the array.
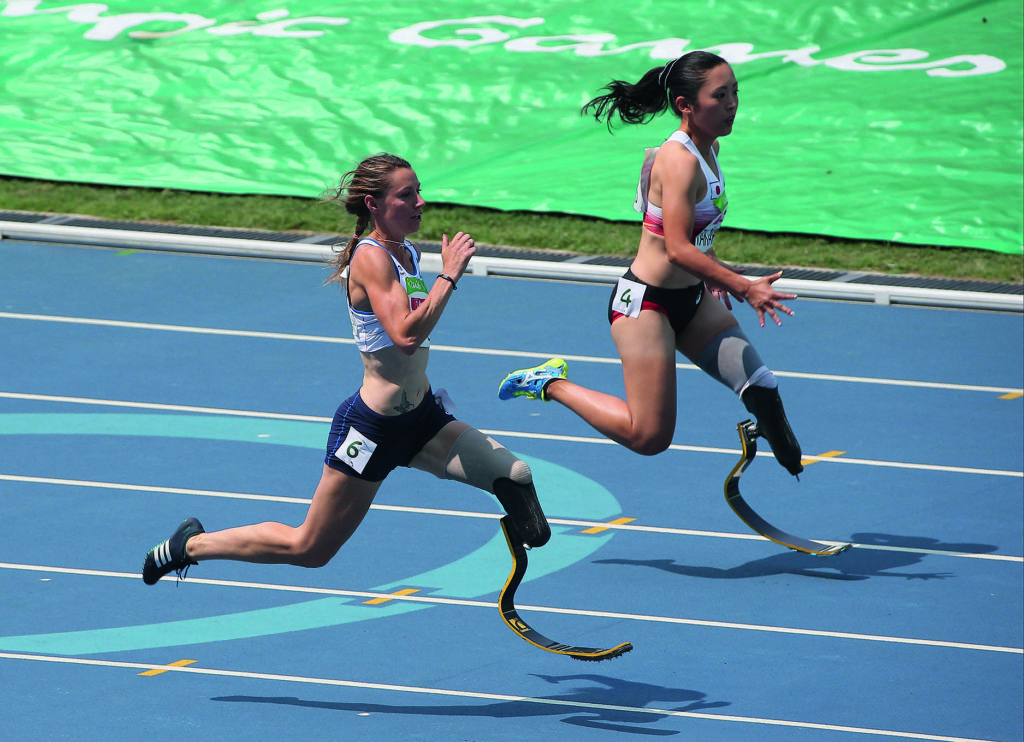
[{"xmin": 0, "ymin": 412, "xmax": 624, "ymax": 655}]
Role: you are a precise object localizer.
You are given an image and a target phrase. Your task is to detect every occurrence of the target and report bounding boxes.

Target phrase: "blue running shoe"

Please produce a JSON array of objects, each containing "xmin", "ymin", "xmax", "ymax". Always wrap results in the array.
[
  {"xmin": 498, "ymin": 358, "xmax": 568, "ymax": 401},
  {"xmin": 142, "ymin": 517, "xmax": 204, "ymax": 585}
]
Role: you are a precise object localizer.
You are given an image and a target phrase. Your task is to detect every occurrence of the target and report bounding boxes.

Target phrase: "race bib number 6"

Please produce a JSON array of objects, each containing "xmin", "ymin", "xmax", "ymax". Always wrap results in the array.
[
  {"xmin": 611, "ymin": 277, "xmax": 647, "ymax": 320},
  {"xmin": 334, "ymin": 426, "xmax": 377, "ymax": 474}
]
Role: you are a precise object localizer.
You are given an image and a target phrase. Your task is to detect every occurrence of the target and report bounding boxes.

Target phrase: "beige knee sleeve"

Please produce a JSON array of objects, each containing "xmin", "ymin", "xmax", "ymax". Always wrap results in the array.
[{"xmin": 444, "ymin": 428, "xmax": 531, "ymax": 494}]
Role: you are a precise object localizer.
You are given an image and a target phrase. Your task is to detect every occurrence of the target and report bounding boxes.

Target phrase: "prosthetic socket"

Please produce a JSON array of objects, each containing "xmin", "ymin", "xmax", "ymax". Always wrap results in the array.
[{"xmin": 444, "ymin": 429, "xmax": 551, "ymax": 547}]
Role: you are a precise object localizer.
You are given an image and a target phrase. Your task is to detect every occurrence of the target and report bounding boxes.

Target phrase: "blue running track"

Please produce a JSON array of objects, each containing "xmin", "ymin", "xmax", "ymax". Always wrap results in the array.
[{"xmin": 1, "ymin": 240, "xmax": 1021, "ymax": 742}]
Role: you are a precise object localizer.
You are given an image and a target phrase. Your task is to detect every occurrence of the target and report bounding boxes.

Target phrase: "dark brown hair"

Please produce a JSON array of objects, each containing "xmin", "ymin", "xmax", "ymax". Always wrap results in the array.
[{"xmin": 582, "ymin": 51, "xmax": 730, "ymax": 127}]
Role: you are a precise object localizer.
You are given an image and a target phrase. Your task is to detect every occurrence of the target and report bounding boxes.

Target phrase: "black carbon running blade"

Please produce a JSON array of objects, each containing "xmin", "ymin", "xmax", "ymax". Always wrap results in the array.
[
  {"xmin": 725, "ymin": 421, "xmax": 851, "ymax": 556},
  {"xmin": 498, "ymin": 517, "xmax": 633, "ymax": 661}
]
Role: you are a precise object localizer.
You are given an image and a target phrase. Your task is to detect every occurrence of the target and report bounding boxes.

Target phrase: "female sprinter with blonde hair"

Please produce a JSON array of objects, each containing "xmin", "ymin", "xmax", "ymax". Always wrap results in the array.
[{"xmin": 144, "ymin": 153, "xmax": 550, "ymax": 586}]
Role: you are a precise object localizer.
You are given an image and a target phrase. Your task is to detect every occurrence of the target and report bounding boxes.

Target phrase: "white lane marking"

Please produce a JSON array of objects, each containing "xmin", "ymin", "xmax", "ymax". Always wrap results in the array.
[
  {"xmin": 1, "ymin": 473, "xmax": 1021, "ymax": 563},
  {"xmin": 0, "ymin": 652, "xmax": 1005, "ymax": 741},
  {"xmin": 1, "ymin": 311, "xmax": 1020, "ymax": 395},
  {"xmin": 0, "ymin": 392, "xmax": 1020, "ymax": 478},
  {"xmin": 1, "ymin": 562, "xmax": 1021, "ymax": 655}
]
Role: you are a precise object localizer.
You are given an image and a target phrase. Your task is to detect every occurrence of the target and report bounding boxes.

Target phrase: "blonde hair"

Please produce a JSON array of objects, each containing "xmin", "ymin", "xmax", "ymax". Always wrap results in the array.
[{"xmin": 322, "ymin": 153, "xmax": 412, "ymax": 284}]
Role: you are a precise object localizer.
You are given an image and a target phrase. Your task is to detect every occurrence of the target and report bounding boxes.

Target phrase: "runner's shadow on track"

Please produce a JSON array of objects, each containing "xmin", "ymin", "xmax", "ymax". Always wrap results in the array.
[
  {"xmin": 213, "ymin": 674, "xmax": 729, "ymax": 735},
  {"xmin": 594, "ymin": 533, "xmax": 999, "ymax": 582}
]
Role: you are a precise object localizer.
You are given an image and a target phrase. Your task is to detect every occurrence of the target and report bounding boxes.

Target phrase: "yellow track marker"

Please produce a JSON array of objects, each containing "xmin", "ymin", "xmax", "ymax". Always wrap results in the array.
[
  {"xmin": 800, "ymin": 450, "xmax": 846, "ymax": 467},
  {"xmin": 999, "ymin": 391, "xmax": 1022, "ymax": 400},
  {"xmin": 364, "ymin": 588, "xmax": 420, "ymax": 605},
  {"xmin": 581, "ymin": 517, "xmax": 636, "ymax": 535},
  {"xmin": 138, "ymin": 659, "xmax": 197, "ymax": 677}
]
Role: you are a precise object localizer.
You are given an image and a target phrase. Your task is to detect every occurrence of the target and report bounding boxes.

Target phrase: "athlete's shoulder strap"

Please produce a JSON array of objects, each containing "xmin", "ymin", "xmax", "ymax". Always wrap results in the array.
[{"xmin": 353, "ymin": 237, "xmax": 408, "ymax": 279}]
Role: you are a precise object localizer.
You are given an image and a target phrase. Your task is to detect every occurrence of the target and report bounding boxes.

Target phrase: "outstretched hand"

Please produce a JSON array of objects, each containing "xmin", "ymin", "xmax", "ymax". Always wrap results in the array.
[
  {"xmin": 440, "ymin": 231, "xmax": 476, "ymax": 281},
  {"xmin": 706, "ymin": 273, "xmax": 745, "ymax": 310},
  {"xmin": 744, "ymin": 271, "xmax": 796, "ymax": 327},
  {"xmin": 705, "ymin": 249, "xmax": 745, "ymax": 310}
]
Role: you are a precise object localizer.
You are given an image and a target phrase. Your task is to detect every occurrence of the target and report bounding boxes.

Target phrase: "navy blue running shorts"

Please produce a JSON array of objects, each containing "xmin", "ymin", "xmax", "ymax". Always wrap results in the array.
[{"xmin": 324, "ymin": 389, "xmax": 457, "ymax": 482}]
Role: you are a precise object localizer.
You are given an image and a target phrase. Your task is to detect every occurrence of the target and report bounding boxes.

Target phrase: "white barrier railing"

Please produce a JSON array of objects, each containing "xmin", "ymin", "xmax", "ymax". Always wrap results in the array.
[{"xmin": 2, "ymin": 220, "xmax": 1020, "ymax": 313}]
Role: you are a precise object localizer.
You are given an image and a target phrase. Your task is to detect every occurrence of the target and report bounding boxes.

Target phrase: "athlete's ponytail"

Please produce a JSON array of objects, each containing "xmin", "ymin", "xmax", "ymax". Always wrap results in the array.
[
  {"xmin": 583, "ymin": 51, "xmax": 730, "ymax": 127},
  {"xmin": 582, "ymin": 66, "xmax": 666, "ymax": 127}
]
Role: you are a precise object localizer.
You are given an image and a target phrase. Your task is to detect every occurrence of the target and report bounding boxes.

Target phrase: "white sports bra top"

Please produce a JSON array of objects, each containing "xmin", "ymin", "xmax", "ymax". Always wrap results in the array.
[
  {"xmin": 347, "ymin": 238, "xmax": 430, "ymax": 352},
  {"xmin": 633, "ymin": 130, "xmax": 728, "ymax": 252}
]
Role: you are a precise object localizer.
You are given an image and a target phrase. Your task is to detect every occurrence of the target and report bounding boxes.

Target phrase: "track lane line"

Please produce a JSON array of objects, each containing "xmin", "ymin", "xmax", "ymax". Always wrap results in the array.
[
  {"xmin": 1, "ymin": 473, "xmax": 1020, "ymax": 562},
  {"xmin": 1, "ymin": 392, "xmax": 1020, "ymax": 478},
  {"xmin": 0, "ymin": 652, "xmax": 1000, "ymax": 741},
  {"xmin": 1, "ymin": 561, "xmax": 1020, "ymax": 655},
  {"xmin": 1, "ymin": 311, "xmax": 1020, "ymax": 395}
]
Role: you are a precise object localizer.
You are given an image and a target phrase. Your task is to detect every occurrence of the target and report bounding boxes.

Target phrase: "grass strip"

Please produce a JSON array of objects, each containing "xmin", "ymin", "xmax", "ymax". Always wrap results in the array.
[{"xmin": 2, "ymin": 176, "xmax": 1020, "ymax": 283}]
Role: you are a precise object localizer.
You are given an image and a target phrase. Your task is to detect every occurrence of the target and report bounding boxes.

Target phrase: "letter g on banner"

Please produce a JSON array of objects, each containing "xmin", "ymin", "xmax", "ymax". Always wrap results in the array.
[{"xmin": 390, "ymin": 15, "xmax": 544, "ymax": 47}]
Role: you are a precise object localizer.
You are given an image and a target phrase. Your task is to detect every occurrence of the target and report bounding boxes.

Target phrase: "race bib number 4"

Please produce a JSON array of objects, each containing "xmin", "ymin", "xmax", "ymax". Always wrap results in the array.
[
  {"xmin": 334, "ymin": 426, "xmax": 377, "ymax": 474},
  {"xmin": 611, "ymin": 277, "xmax": 647, "ymax": 319}
]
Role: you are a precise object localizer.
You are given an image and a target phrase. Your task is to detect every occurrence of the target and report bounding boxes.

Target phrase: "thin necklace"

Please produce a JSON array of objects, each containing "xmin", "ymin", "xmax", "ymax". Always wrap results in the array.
[{"xmin": 369, "ymin": 233, "xmax": 405, "ymax": 246}]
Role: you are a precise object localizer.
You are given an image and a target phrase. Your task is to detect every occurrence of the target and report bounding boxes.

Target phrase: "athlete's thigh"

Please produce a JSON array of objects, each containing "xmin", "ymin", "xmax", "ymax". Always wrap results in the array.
[
  {"xmin": 611, "ymin": 309, "xmax": 679, "ymax": 424},
  {"xmin": 299, "ymin": 464, "xmax": 383, "ymax": 552},
  {"xmin": 413, "ymin": 422, "xmax": 526, "ymax": 494},
  {"xmin": 408, "ymin": 420, "xmax": 472, "ymax": 479},
  {"xmin": 676, "ymin": 293, "xmax": 740, "ymax": 361}
]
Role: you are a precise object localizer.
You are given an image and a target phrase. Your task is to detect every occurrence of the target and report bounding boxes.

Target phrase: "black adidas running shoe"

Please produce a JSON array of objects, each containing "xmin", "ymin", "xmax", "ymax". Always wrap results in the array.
[{"xmin": 142, "ymin": 517, "xmax": 204, "ymax": 585}]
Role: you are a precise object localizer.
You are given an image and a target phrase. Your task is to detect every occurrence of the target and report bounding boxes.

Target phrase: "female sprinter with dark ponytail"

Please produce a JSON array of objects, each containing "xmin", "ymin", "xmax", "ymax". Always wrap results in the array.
[{"xmin": 500, "ymin": 52, "xmax": 805, "ymax": 477}]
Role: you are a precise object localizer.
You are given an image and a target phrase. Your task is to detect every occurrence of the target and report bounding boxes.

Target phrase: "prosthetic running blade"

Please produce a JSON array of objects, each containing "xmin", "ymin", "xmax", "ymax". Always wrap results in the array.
[
  {"xmin": 725, "ymin": 420, "xmax": 851, "ymax": 556},
  {"xmin": 498, "ymin": 517, "xmax": 633, "ymax": 661}
]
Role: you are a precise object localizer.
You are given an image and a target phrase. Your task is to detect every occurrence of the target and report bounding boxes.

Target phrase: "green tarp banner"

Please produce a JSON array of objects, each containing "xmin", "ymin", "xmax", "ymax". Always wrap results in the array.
[{"xmin": 1, "ymin": 1, "xmax": 1021, "ymax": 253}]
